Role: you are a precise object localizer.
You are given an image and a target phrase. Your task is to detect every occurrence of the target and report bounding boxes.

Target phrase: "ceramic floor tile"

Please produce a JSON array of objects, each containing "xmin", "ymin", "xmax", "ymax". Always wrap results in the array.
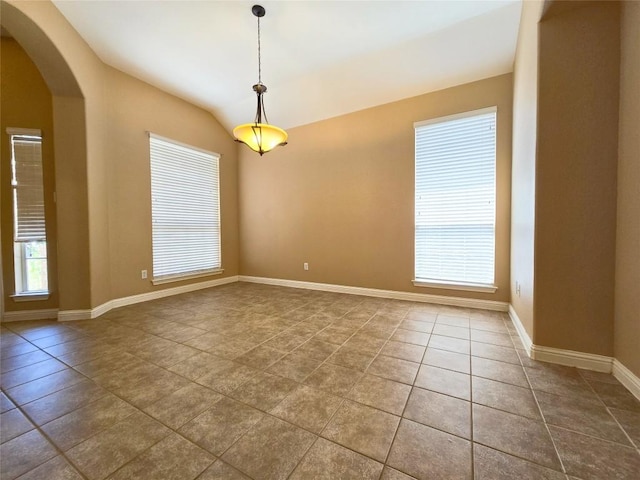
[
  {"xmin": 0, "ymin": 429, "xmax": 57, "ymax": 480},
  {"xmin": 15, "ymin": 455, "xmax": 84, "ymax": 480},
  {"xmin": 414, "ymin": 365, "xmax": 471, "ymax": 400},
  {"xmin": 590, "ymin": 380, "xmax": 640, "ymax": 412},
  {"xmin": 347, "ymin": 374, "xmax": 411, "ymax": 415},
  {"xmin": 270, "ymin": 384, "xmax": 343, "ymax": 433},
  {"xmin": 473, "ymin": 443, "xmax": 566, "ymax": 480},
  {"xmin": 106, "ymin": 433, "xmax": 213, "ymax": 480},
  {"xmin": 197, "ymin": 460, "xmax": 251, "ymax": 480},
  {"xmin": 471, "ymin": 356, "xmax": 529, "ymax": 388},
  {"xmin": 112, "ymin": 369, "xmax": 191, "ymax": 409},
  {"xmin": 399, "ymin": 319, "xmax": 434, "ymax": 333},
  {"xmin": 550, "ymin": 425, "xmax": 640, "ymax": 480},
  {"xmin": 167, "ymin": 352, "xmax": 233, "ymax": 381},
  {"xmin": 472, "ymin": 376, "xmax": 541, "ymax": 420},
  {"xmin": 538, "ymin": 393, "xmax": 630, "ymax": 445},
  {"xmin": 0, "ymin": 408, "xmax": 34, "ymax": 444},
  {"xmin": 289, "ymin": 437, "xmax": 383, "ymax": 480},
  {"xmin": 294, "ymin": 339, "xmax": 341, "ymax": 361},
  {"xmin": 609, "ymin": 408, "xmax": 640, "ymax": 447},
  {"xmin": 525, "ymin": 365, "xmax": 594, "ymax": 399},
  {"xmin": 470, "ymin": 329, "xmax": 513, "ymax": 347},
  {"xmin": 404, "ymin": 387, "xmax": 471, "ymax": 439},
  {"xmin": 222, "ymin": 415, "xmax": 316, "ymax": 480},
  {"xmin": 380, "ymin": 467, "xmax": 418, "ymax": 480},
  {"xmin": 470, "ymin": 341, "xmax": 521, "ymax": 365},
  {"xmin": 322, "ymin": 400, "xmax": 400, "ymax": 462},
  {"xmin": 0, "ymin": 392, "xmax": 15, "ymax": 413},
  {"xmin": 42, "ymin": 393, "xmax": 138, "ymax": 451},
  {"xmin": 179, "ymin": 396, "xmax": 264, "ymax": 455},
  {"xmin": 1, "ymin": 350, "xmax": 52, "ymax": 374},
  {"xmin": 436, "ymin": 315, "xmax": 470, "ymax": 328},
  {"xmin": 235, "ymin": 345, "xmax": 286, "ymax": 370},
  {"xmin": 387, "ymin": 419, "xmax": 472, "ymax": 480},
  {"xmin": 303, "ymin": 362, "xmax": 362, "ymax": 396},
  {"xmin": 380, "ymin": 341, "xmax": 425, "ymax": 363},
  {"xmin": 196, "ymin": 362, "xmax": 259, "ymax": 394},
  {"xmin": 4, "ymin": 283, "xmax": 640, "ymax": 480},
  {"xmin": 66, "ymin": 411, "xmax": 170, "ymax": 480},
  {"xmin": 143, "ymin": 382, "xmax": 222, "ymax": 429},
  {"xmin": 267, "ymin": 352, "xmax": 324, "ymax": 382},
  {"xmin": 432, "ymin": 324, "xmax": 470, "ymax": 340},
  {"xmin": 390, "ymin": 329, "xmax": 430, "ymax": 346},
  {"xmin": 1, "ymin": 359, "xmax": 69, "ymax": 389},
  {"xmin": 21, "ymin": 379, "xmax": 108, "ymax": 426},
  {"xmin": 230, "ymin": 371, "xmax": 298, "ymax": 411},
  {"xmin": 366, "ymin": 355, "xmax": 419, "ymax": 385},
  {"xmin": 5, "ymin": 368, "xmax": 86, "ymax": 406},
  {"xmin": 262, "ymin": 332, "xmax": 309, "ymax": 352},
  {"xmin": 422, "ymin": 348, "xmax": 470, "ymax": 374},
  {"xmin": 473, "ymin": 404, "xmax": 561, "ymax": 470},
  {"xmin": 326, "ymin": 347, "xmax": 376, "ymax": 372},
  {"xmin": 427, "ymin": 335, "xmax": 470, "ymax": 354},
  {"xmin": 1, "ymin": 342, "xmax": 39, "ymax": 360}
]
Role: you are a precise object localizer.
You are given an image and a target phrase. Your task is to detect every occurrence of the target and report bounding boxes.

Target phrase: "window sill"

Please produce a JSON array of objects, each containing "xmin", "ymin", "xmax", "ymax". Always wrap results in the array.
[
  {"xmin": 412, "ymin": 280, "xmax": 497, "ymax": 294},
  {"xmin": 11, "ymin": 292, "xmax": 50, "ymax": 302},
  {"xmin": 152, "ymin": 268, "xmax": 224, "ymax": 286}
]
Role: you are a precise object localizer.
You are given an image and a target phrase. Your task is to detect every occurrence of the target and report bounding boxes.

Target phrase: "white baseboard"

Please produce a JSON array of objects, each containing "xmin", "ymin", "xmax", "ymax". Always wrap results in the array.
[
  {"xmin": 239, "ymin": 276, "xmax": 509, "ymax": 312},
  {"xmin": 57, "ymin": 275, "xmax": 239, "ymax": 322},
  {"xmin": 1, "ymin": 308, "xmax": 59, "ymax": 322},
  {"xmin": 612, "ymin": 359, "xmax": 640, "ymax": 401},
  {"xmin": 507, "ymin": 303, "xmax": 640, "ymax": 401},
  {"xmin": 530, "ymin": 345, "xmax": 613, "ymax": 373},
  {"xmin": 508, "ymin": 304, "xmax": 533, "ymax": 356}
]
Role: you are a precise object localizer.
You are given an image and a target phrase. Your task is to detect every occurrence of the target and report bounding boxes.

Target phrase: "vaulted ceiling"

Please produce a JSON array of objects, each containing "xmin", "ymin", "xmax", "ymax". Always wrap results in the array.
[{"xmin": 52, "ymin": 0, "xmax": 522, "ymax": 131}]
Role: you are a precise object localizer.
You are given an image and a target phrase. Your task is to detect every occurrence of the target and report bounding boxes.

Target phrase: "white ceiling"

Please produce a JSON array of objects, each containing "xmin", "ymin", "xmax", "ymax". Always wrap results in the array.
[{"xmin": 52, "ymin": 0, "xmax": 522, "ymax": 132}]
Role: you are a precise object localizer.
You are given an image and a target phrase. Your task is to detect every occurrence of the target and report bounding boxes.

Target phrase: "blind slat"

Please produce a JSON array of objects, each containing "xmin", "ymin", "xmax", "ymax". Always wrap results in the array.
[
  {"xmin": 414, "ymin": 109, "xmax": 496, "ymax": 285},
  {"xmin": 12, "ymin": 136, "xmax": 46, "ymax": 241},
  {"xmin": 150, "ymin": 136, "xmax": 221, "ymax": 279}
]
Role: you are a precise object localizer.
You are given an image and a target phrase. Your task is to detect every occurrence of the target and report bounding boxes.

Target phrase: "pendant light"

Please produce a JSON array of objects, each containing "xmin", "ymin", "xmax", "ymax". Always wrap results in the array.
[{"xmin": 233, "ymin": 4, "xmax": 288, "ymax": 156}]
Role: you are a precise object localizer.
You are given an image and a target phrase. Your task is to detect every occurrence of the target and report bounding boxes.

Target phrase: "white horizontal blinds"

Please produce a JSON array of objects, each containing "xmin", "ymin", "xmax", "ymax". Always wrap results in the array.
[
  {"xmin": 415, "ymin": 108, "xmax": 497, "ymax": 285},
  {"xmin": 11, "ymin": 135, "xmax": 46, "ymax": 242},
  {"xmin": 149, "ymin": 135, "xmax": 221, "ymax": 280}
]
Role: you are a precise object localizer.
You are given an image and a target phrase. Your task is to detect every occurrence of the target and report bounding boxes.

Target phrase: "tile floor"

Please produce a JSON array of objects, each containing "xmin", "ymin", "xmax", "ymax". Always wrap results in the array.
[{"xmin": 1, "ymin": 282, "xmax": 639, "ymax": 480}]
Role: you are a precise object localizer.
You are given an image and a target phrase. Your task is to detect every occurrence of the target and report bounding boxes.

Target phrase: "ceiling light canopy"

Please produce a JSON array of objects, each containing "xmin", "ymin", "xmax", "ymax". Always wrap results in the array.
[{"xmin": 233, "ymin": 5, "xmax": 288, "ymax": 156}]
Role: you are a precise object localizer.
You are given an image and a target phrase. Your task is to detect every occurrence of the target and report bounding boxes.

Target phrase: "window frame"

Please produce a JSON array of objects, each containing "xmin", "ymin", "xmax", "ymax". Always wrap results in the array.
[
  {"xmin": 413, "ymin": 107, "xmax": 498, "ymax": 293},
  {"xmin": 148, "ymin": 133, "xmax": 223, "ymax": 285}
]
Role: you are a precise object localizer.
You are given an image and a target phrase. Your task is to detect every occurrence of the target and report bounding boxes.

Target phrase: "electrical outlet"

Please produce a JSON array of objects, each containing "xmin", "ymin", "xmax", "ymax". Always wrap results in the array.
[
  {"xmin": 515, "ymin": 281, "xmax": 521, "ymax": 297},
  {"xmin": 141, "ymin": 269, "xmax": 148, "ymax": 279},
  {"xmin": 303, "ymin": 262, "xmax": 309, "ymax": 271}
]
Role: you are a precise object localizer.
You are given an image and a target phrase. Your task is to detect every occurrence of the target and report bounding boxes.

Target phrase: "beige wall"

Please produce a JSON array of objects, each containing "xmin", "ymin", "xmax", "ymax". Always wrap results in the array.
[
  {"xmin": 239, "ymin": 74, "xmax": 513, "ymax": 302},
  {"xmin": 0, "ymin": 38, "xmax": 59, "ymax": 312},
  {"xmin": 535, "ymin": 2, "xmax": 620, "ymax": 355},
  {"xmin": 614, "ymin": 1, "xmax": 640, "ymax": 377},
  {"xmin": 510, "ymin": 0, "xmax": 544, "ymax": 338},
  {"xmin": 1, "ymin": 0, "xmax": 239, "ymax": 314},
  {"xmin": 104, "ymin": 67, "xmax": 239, "ymax": 299}
]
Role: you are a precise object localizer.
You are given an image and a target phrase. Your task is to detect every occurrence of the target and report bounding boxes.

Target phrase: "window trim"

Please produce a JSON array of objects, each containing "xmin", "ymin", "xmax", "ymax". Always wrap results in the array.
[{"xmin": 413, "ymin": 106, "xmax": 498, "ymax": 291}]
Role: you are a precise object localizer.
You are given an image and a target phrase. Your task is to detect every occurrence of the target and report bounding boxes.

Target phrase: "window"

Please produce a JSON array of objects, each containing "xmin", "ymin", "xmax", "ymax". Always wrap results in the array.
[
  {"xmin": 414, "ymin": 107, "xmax": 497, "ymax": 290},
  {"xmin": 8, "ymin": 128, "xmax": 49, "ymax": 296},
  {"xmin": 149, "ymin": 133, "xmax": 222, "ymax": 284}
]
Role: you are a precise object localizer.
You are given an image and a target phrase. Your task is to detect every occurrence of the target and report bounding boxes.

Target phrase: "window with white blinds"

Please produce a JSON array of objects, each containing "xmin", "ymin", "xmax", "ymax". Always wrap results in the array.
[
  {"xmin": 414, "ymin": 107, "xmax": 497, "ymax": 287},
  {"xmin": 11, "ymin": 134, "xmax": 46, "ymax": 242},
  {"xmin": 149, "ymin": 134, "xmax": 221, "ymax": 283}
]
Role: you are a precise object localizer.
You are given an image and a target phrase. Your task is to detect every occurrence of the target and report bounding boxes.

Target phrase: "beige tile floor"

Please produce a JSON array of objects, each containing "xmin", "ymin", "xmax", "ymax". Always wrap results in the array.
[{"xmin": 1, "ymin": 282, "xmax": 639, "ymax": 480}]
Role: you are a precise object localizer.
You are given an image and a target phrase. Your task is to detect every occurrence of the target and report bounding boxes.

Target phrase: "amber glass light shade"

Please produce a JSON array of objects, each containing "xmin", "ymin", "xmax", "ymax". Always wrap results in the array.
[{"xmin": 233, "ymin": 122, "xmax": 288, "ymax": 156}]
